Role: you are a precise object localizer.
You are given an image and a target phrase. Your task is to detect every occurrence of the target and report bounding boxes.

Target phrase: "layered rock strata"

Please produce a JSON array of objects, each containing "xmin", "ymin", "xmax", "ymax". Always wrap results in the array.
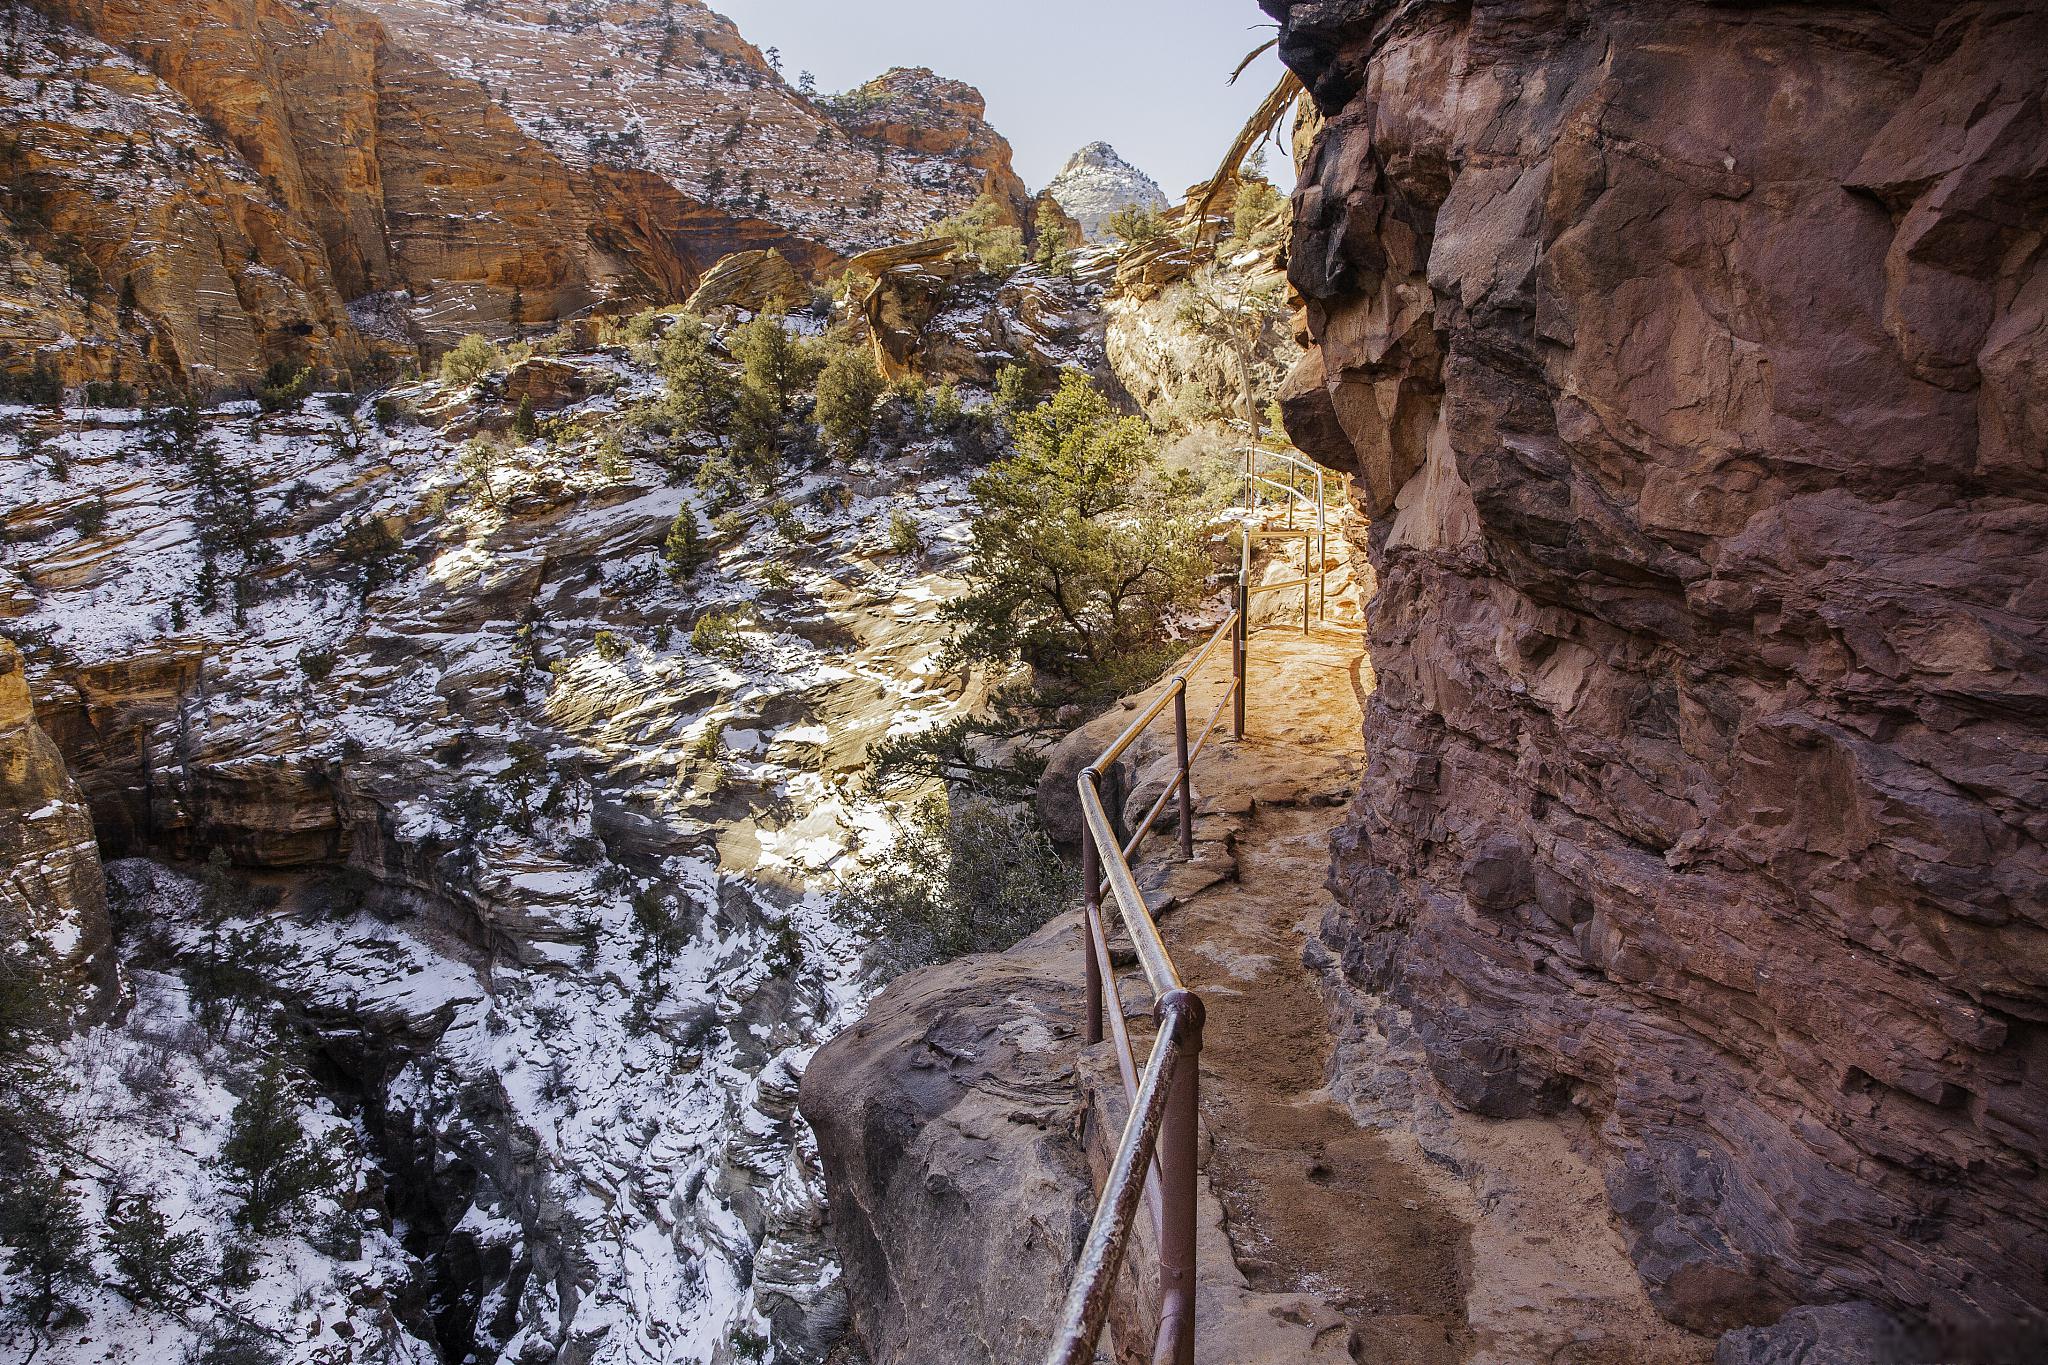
[
  {"xmin": 0, "ymin": 636, "xmax": 115, "ymax": 1016},
  {"xmin": 1266, "ymin": 0, "xmax": 2048, "ymax": 1353}
]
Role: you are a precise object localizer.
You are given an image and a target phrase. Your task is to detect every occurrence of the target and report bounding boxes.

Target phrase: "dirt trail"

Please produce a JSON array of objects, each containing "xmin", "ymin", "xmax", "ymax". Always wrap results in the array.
[{"xmin": 1113, "ymin": 538, "xmax": 1713, "ymax": 1365}]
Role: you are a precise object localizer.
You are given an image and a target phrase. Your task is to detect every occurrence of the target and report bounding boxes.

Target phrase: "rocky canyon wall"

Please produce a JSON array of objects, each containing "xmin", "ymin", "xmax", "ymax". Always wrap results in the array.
[{"xmin": 1266, "ymin": 0, "xmax": 2047, "ymax": 1353}]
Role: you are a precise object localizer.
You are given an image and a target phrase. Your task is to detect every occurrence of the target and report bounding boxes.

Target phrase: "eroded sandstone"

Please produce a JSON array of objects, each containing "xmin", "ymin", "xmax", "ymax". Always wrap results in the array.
[{"xmin": 1266, "ymin": 0, "xmax": 2048, "ymax": 1352}]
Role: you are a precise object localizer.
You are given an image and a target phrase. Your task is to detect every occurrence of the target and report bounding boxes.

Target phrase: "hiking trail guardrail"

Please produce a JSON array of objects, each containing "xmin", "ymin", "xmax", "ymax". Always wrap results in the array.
[{"xmin": 1045, "ymin": 454, "xmax": 1335, "ymax": 1365}]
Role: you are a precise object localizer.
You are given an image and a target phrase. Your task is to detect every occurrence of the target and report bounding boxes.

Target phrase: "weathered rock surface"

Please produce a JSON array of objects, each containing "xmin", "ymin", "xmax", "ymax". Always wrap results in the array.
[
  {"xmin": 824, "ymin": 66, "xmax": 1034, "ymax": 232},
  {"xmin": 0, "ymin": 635, "xmax": 114, "ymax": 1015},
  {"xmin": 4, "ymin": 0, "xmax": 1027, "ymax": 390},
  {"xmin": 1046, "ymin": 141, "xmax": 1169, "ymax": 241},
  {"xmin": 797, "ymin": 918, "xmax": 1094, "ymax": 1365},
  {"xmin": 1267, "ymin": 0, "xmax": 2048, "ymax": 1353},
  {"xmin": 1104, "ymin": 243, "xmax": 1299, "ymax": 437},
  {"xmin": 858, "ymin": 254, "xmax": 1111, "ymax": 389}
]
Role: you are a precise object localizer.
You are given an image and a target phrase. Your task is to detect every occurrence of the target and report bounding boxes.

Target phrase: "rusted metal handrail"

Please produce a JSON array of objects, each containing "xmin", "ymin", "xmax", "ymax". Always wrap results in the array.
[
  {"xmin": 1242, "ymin": 445, "xmax": 1331, "ymax": 623},
  {"xmin": 1048, "ymin": 583, "xmax": 1248, "ymax": 1365}
]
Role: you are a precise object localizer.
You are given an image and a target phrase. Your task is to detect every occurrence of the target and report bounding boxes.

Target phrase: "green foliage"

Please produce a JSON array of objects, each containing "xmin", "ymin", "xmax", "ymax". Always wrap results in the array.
[
  {"xmin": 862, "ymin": 714, "xmax": 1045, "ymax": 797},
  {"xmin": 690, "ymin": 609, "xmax": 748, "ymax": 662},
  {"xmin": 945, "ymin": 370, "xmax": 1213, "ymax": 692},
  {"xmin": 188, "ymin": 850, "xmax": 294, "ymax": 1040},
  {"xmin": 656, "ymin": 315, "xmax": 738, "ymax": 436},
  {"xmin": 219, "ymin": 1052, "xmax": 339, "ymax": 1235},
  {"xmin": 83, "ymin": 378, "xmax": 138, "ymax": 407},
  {"xmin": 332, "ymin": 515, "xmax": 407, "ymax": 604},
  {"xmin": 73, "ymin": 492, "xmax": 107, "ymax": 537},
  {"xmin": 0, "ymin": 1167, "xmax": 91, "ymax": 1333},
  {"xmin": 462, "ymin": 433, "xmax": 508, "ymax": 507},
  {"xmin": 937, "ymin": 195, "xmax": 1025, "ymax": 275},
  {"xmin": 992, "ymin": 363, "xmax": 1039, "ymax": 413},
  {"xmin": 188, "ymin": 1325, "xmax": 283, "ymax": 1365},
  {"xmin": 296, "ymin": 647, "xmax": 336, "ymax": 683},
  {"xmin": 1106, "ymin": 204, "xmax": 1172, "ymax": 247},
  {"xmin": 1033, "ymin": 200, "xmax": 1077, "ymax": 276},
  {"xmin": 1232, "ymin": 176, "xmax": 1286, "ymax": 242},
  {"xmin": 629, "ymin": 885, "xmax": 690, "ymax": 984},
  {"xmin": 730, "ymin": 313, "xmax": 822, "ymax": 458},
  {"xmin": 887, "ymin": 510, "xmax": 922, "ymax": 557},
  {"xmin": 593, "ymin": 629, "xmax": 629, "ymax": 661},
  {"xmin": 841, "ymin": 793, "xmax": 1068, "ymax": 974},
  {"xmin": 256, "ymin": 360, "xmax": 312, "ymax": 414},
  {"xmin": 105, "ymin": 1195, "xmax": 212, "ymax": 1309},
  {"xmin": 814, "ymin": 344, "xmax": 883, "ymax": 455},
  {"xmin": 663, "ymin": 506, "xmax": 711, "ymax": 580},
  {"xmin": 440, "ymin": 333, "xmax": 501, "ymax": 389},
  {"xmin": 512, "ymin": 394, "xmax": 538, "ymax": 439},
  {"xmin": 0, "ymin": 359, "xmax": 64, "ymax": 406}
]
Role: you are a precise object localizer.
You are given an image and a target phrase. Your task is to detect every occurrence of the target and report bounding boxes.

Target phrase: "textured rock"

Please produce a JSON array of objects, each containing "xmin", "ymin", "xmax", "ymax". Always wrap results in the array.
[
  {"xmin": 0, "ymin": 637, "xmax": 115, "ymax": 1017},
  {"xmin": 1715, "ymin": 1302, "xmax": 1935, "ymax": 1365},
  {"xmin": 5, "ymin": 0, "xmax": 1022, "ymax": 390},
  {"xmin": 857, "ymin": 255, "xmax": 1110, "ymax": 389},
  {"xmin": 824, "ymin": 66, "xmax": 1033, "ymax": 232},
  {"xmin": 1267, "ymin": 0, "xmax": 2048, "ymax": 1354},
  {"xmin": 1104, "ymin": 245, "xmax": 1299, "ymax": 436},
  {"xmin": 797, "ymin": 918, "xmax": 1093, "ymax": 1365},
  {"xmin": 1046, "ymin": 142, "xmax": 1169, "ymax": 241},
  {"xmin": 683, "ymin": 249, "xmax": 810, "ymax": 317}
]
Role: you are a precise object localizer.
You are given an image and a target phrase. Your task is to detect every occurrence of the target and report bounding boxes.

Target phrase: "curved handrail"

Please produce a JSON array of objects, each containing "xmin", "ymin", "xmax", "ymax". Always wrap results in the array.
[{"xmin": 1045, "ymin": 590, "xmax": 1248, "ymax": 1365}]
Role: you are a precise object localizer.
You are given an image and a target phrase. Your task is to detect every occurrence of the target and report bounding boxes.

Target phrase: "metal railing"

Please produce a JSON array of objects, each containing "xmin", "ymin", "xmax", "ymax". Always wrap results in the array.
[
  {"xmin": 1048, "ymin": 532, "xmax": 1323, "ymax": 1364},
  {"xmin": 1242, "ymin": 445, "xmax": 1331, "ymax": 624}
]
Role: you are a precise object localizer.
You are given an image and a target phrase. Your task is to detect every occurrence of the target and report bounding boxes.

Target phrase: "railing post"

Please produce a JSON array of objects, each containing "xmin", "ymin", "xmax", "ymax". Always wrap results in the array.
[
  {"xmin": 1233, "ymin": 572, "xmax": 1248, "ymax": 742},
  {"xmin": 1172, "ymin": 687, "xmax": 1193, "ymax": 859},
  {"xmin": 1080, "ymin": 775, "xmax": 1104, "ymax": 1047},
  {"xmin": 1152, "ymin": 990, "xmax": 1204, "ymax": 1365}
]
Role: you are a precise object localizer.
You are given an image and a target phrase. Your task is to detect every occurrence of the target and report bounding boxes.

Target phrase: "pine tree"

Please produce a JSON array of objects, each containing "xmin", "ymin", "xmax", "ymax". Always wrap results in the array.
[
  {"xmin": 105, "ymin": 1195, "xmax": 211, "ymax": 1309},
  {"xmin": 815, "ymin": 345, "xmax": 883, "ymax": 455},
  {"xmin": 512, "ymin": 395, "xmax": 538, "ymax": 440},
  {"xmin": 0, "ymin": 1168, "xmax": 92, "ymax": 1336},
  {"xmin": 663, "ymin": 507, "xmax": 710, "ymax": 580},
  {"xmin": 219, "ymin": 1053, "xmax": 337, "ymax": 1235}
]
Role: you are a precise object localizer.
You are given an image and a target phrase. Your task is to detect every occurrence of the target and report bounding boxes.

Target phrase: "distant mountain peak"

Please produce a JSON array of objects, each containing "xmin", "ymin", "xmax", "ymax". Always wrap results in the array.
[{"xmin": 1046, "ymin": 142, "xmax": 1168, "ymax": 240}]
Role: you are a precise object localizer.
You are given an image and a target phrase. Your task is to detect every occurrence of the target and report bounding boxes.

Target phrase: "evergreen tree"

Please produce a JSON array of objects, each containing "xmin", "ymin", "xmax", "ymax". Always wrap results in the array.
[
  {"xmin": 655, "ymin": 316, "xmax": 738, "ymax": 436},
  {"xmin": 1033, "ymin": 200, "xmax": 1077, "ymax": 276},
  {"xmin": 512, "ymin": 394, "xmax": 538, "ymax": 440},
  {"xmin": 219, "ymin": 1053, "xmax": 337, "ymax": 1235},
  {"xmin": 105, "ymin": 1195, "xmax": 212, "ymax": 1309},
  {"xmin": 944, "ymin": 371, "xmax": 1212, "ymax": 693},
  {"xmin": 663, "ymin": 507, "xmax": 710, "ymax": 580},
  {"xmin": 730, "ymin": 313, "xmax": 822, "ymax": 459},
  {"xmin": 0, "ymin": 1168, "xmax": 92, "ymax": 1337},
  {"xmin": 814, "ymin": 345, "xmax": 883, "ymax": 456}
]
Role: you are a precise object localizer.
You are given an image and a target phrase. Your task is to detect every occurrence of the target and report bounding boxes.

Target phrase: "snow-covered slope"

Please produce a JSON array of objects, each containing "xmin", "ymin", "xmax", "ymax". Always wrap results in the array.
[
  {"xmin": 0, "ymin": 326, "xmax": 1005, "ymax": 1364},
  {"xmin": 1045, "ymin": 142, "xmax": 1170, "ymax": 241}
]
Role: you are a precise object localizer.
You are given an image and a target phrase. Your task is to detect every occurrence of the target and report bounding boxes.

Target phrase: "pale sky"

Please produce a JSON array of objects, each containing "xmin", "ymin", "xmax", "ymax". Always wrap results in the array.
[{"xmin": 709, "ymin": 0, "xmax": 1296, "ymax": 196}]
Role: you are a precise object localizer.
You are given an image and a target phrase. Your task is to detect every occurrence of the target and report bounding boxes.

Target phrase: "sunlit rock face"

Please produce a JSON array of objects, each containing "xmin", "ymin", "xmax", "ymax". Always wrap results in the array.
[
  {"xmin": 0, "ymin": 636, "xmax": 115, "ymax": 1018},
  {"xmin": 1266, "ymin": 0, "xmax": 2048, "ymax": 1354},
  {"xmin": 1046, "ymin": 142, "xmax": 1169, "ymax": 240},
  {"xmin": 4, "ymin": 0, "xmax": 1030, "ymax": 391}
]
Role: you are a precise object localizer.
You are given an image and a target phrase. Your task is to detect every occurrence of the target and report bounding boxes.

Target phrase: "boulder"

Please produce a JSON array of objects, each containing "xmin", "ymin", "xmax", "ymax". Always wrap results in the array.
[
  {"xmin": 797, "ymin": 919, "xmax": 1093, "ymax": 1365},
  {"xmin": 684, "ymin": 250, "xmax": 811, "ymax": 317}
]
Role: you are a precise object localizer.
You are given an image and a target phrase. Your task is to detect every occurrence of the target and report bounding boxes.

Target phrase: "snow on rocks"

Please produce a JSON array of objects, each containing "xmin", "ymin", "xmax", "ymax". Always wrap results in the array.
[{"xmin": 0, "ymin": 347, "xmax": 1002, "ymax": 1362}]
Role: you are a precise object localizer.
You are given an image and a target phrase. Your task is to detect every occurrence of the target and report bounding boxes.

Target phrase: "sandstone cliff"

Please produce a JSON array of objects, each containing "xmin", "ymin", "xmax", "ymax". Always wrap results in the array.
[
  {"xmin": 2, "ymin": 0, "xmax": 1030, "ymax": 392},
  {"xmin": 351, "ymin": 2, "xmax": 1025, "ymax": 253},
  {"xmin": 1266, "ymin": 0, "xmax": 2047, "ymax": 1353},
  {"xmin": 0, "ymin": 635, "xmax": 115, "ymax": 1018}
]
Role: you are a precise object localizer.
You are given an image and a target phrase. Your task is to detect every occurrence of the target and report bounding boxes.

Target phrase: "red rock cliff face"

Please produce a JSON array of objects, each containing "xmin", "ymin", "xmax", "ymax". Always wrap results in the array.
[{"xmin": 1266, "ymin": 0, "xmax": 2047, "ymax": 1353}]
